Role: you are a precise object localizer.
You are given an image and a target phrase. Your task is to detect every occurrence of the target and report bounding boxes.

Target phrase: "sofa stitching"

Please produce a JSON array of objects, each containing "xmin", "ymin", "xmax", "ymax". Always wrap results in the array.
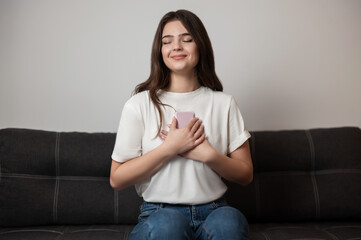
[
  {"xmin": 57, "ymin": 176, "xmax": 109, "ymax": 181},
  {"xmin": 54, "ymin": 226, "xmax": 66, "ymax": 240},
  {"xmin": 123, "ymin": 227, "xmax": 128, "ymax": 239},
  {"xmin": 313, "ymin": 222, "xmax": 340, "ymax": 240},
  {"xmin": 306, "ymin": 130, "xmax": 316, "ymax": 171},
  {"xmin": 260, "ymin": 231, "xmax": 271, "ymax": 240},
  {"xmin": 69, "ymin": 229, "xmax": 124, "ymax": 233},
  {"xmin": 0, "ymin": 229, "xmax": 64, "ymax": 235},
  {"xmin": 319, "ymin": 228, "xmax": 340, "ymax": 240},
  {"xmin": 54, "ymin": 226, "xmax": 67, "ymax": 240},
  {"xmin": 306, "ymin": 130, "xmax": 320, "ymax": 220},
  {"xmin": 315, "ymin": 169, "xmax": 361, "ymax": 175},
  {"xmin": 257, "ymin": 169, "xmax": 361, "ymax": 176},
  {"xmin": 3, "ymin": 169, "xmax": 360, "ymax": 179},
  {"xmin": 53, "ymin": 132, "xmax": 60, "ymax": 224},
  {"xmin": 1, "ymin": 173, "xmax": 109, "ymax": 181},
  {"xmin": 124, "ymin": 225, "xmax": 132, "ymax": 239},
  {"xmin": 323, "ymin": 225, "xmax": 361, "ymax": 230},
  {"xmin": 265, "ymin": 226, "xmax": 321, "ymax": 231}
]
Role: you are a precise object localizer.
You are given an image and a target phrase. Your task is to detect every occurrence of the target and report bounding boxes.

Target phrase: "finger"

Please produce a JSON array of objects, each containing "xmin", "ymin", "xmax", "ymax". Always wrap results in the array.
[
  {"xmin": 161, "ymin": 130, "xmax": 168, "ymax": 136},
  {"xmin": 185, "ymin": 117, "xmax": 199, "ymax": 130},
  {"xmin": 194, "ymin": 133, "xmax": 206, "ymax": 146},
  {"xmin": 193, "ymin": 124, "xmax": 204, "ymax": 139},
  {"xmin": 190, "ymin": 119, "xmax": 202, "ymax": 133},
  {"xmin": 170, "ymin": 117, "xmax": 177, "ymax": 130}
]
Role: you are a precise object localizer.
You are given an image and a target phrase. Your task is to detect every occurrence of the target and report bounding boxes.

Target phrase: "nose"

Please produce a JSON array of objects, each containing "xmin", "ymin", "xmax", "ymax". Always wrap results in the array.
[{"xmin": 172, "ymin": 40, "xmax": 183, "ymax": 51}]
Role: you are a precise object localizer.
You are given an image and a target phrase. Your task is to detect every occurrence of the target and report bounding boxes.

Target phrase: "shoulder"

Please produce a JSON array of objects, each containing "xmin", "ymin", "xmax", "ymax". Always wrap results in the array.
[
  {"xmin": 121, "ymin": 91, "xmax": 150, "ymax": 118},
  {"xmin": 124, "ymin": 90, "xmax": 150, "ymax": 108},
  {"xmin": 203, "ymin": 87, "xmax": 234, "ymax": 104}
]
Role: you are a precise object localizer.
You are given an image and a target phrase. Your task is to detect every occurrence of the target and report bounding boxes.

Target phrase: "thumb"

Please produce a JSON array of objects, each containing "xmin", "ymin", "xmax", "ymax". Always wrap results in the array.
[{"xmin": 170, "ymin": 117, "xmax": 177, "ymax": 130}]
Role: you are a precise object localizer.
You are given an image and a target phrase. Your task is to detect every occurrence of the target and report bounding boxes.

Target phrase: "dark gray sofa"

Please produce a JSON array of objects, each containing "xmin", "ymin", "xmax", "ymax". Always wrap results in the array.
[{"xmin": 0, "ymin": 127, "xmax": 360, "ymax": 240}]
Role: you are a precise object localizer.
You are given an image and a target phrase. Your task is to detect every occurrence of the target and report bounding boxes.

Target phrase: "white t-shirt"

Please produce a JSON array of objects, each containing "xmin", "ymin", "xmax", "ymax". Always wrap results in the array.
[{"xmin": 111, "ymin": 86, "xmax": 251, "ymax": 205}]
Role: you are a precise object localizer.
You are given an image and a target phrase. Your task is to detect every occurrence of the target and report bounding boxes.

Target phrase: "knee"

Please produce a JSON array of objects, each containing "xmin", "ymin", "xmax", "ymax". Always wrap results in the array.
[
  {"xmin": 147, "ymin": 208, "xmax": 192, "ymax": 239},
  {"xmin": 204, "ymin": 206, "xmax": 249, "ymax": 238}
]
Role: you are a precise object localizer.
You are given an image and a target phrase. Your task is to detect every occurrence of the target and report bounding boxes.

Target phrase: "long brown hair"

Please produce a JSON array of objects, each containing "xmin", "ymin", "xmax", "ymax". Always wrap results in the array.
[{"xmin": 134, "ymin": 9, "xmax": 223, "ymax": 137}]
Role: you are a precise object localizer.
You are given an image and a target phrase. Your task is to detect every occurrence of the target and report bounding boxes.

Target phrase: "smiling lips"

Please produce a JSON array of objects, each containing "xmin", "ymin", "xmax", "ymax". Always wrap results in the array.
[{"xmin": 171, "ymin": 54, "xmax": 187, "ymax": 60}]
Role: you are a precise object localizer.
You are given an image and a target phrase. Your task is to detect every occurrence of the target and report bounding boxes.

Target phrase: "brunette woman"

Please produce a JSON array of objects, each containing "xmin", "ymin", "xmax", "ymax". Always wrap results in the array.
[{"xmin": 110, "ymin": 9, "xmax": 253, "ymax": 240}]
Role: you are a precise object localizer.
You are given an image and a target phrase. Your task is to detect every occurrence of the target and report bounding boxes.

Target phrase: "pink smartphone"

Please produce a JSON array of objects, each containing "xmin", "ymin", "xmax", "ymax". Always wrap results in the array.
[{"xmin": 175, "ymin": 112, "xmax": 195, "ymax": 128}]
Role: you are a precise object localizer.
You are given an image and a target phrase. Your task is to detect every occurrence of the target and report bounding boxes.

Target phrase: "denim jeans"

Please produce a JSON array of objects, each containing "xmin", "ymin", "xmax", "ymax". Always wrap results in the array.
[{"xmin": 129, "ymin": 197, "xmax": 249, "ymax": 240}]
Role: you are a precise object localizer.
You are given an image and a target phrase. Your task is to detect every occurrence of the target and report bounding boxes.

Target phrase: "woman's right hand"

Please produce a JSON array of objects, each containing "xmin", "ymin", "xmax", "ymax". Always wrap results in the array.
[{"xmin": 160, "ymin": 117, "xmax": 205, "ymax": 156}]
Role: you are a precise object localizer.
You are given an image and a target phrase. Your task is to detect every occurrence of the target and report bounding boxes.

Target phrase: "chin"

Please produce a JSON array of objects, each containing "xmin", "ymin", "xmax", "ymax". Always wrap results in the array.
[{"xmin": 168, "ymin": 64, "xmax": 197, "ymax": 74}]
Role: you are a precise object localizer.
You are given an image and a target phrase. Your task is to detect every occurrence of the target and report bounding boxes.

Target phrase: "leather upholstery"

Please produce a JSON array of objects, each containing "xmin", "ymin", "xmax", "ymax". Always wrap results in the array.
[{"xmin": 1, "ymin": 127, "xmax": 360, "ymax": 239}]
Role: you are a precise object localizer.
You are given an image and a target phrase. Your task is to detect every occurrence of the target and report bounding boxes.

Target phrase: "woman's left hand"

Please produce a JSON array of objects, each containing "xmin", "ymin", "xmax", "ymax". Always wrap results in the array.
[
  {"xmin": 180, "ymin": 138, "xmax": 216, "ymax": 163},
  {"xmin": 161, "ymin": 128, "xmax": 254, "ymax": 186},
  {"xmin": 160, "ymin": 130, "xmax": 216, "ymax": 163}
]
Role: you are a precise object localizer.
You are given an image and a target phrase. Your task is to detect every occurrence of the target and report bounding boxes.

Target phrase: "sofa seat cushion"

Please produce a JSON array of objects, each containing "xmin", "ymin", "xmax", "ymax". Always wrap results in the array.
[
  {"xmin": 249, "ymin": 222, "xmax": 361, "ymax": 240},
  {"xmin": 0, "ymin": 225, "xmax": 134, "ymax": 240},
  {"xmin": 1, "ymin": 222, "xmax": 361, "ymax": 240}
]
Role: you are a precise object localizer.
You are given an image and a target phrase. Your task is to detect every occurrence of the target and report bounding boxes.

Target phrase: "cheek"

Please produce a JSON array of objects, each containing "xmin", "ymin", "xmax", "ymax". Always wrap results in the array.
[
  {"xmin": 190, "ymin": 46, "xmax": 199, "ymax": 64},
  {"xmin": 161, "ymin": 47, "xmax": 170, "ymax": 65},
  {"xmin": 161, "ymin": 46, "xmax": 170, "ymax": 58}
]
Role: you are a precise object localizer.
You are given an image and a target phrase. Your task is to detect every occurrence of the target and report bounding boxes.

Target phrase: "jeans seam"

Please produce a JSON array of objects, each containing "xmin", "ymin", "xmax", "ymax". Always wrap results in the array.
[
  {"xmin": 138, "ymin": 202, "xmax": 162, "ymax": 223},
  {"xmin": 201, "ymin": 224, "xmax": 211, "ymax": 240}
]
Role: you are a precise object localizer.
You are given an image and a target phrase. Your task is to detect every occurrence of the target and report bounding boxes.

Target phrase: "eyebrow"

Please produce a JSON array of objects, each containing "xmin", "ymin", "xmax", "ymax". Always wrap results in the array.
[{"xmin": 162, "ymin": 33, "xmax": 191, "ymax": 39}]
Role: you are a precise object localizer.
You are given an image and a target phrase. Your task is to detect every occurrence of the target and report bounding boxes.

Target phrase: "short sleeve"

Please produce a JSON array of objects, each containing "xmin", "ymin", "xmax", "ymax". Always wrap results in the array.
[
  {"xmin": 111, "ymin": 101, "xmax": 144, "ymax": 162},
  {"xmin": 227, "ymin": 96, "xmax": 251, "ymax": 154}
]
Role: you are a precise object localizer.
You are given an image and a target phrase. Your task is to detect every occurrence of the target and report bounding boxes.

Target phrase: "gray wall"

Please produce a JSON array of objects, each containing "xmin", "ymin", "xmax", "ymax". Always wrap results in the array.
[{"xmin": 1, "ymin": 0, "xmax": 360, "ymax": 132}]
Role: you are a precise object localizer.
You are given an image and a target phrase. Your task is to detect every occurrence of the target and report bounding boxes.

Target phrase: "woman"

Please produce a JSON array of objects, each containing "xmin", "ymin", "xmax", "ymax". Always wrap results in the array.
[{"xmin": 110, "ymin": 9, "xmax": 253, "ymax": 240}]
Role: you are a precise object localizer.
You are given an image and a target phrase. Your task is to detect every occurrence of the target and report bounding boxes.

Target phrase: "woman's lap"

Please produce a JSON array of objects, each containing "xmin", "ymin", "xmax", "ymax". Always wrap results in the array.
[{"xmin": 129, "ymin": 199, "xmax": 249, "ymax": 240}]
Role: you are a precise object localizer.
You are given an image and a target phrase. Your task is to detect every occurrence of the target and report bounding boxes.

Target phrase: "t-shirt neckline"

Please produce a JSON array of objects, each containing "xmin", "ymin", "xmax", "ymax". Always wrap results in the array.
[{"xmin": 158, "ymin": 86, "xmax": 205, "ymax": 98}]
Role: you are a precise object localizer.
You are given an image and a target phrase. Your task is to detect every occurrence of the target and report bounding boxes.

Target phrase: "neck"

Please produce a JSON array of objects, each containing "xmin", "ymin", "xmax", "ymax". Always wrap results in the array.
[{"xmin": 165, "ymin": 71, "xmax": 200, "ymax": 93}]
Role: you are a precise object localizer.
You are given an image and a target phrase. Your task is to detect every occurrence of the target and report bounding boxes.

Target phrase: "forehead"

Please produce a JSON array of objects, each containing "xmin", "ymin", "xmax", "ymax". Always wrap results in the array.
[{"xmin": 162, "ymin": 20, "xmax": 189, "ymax": 36}]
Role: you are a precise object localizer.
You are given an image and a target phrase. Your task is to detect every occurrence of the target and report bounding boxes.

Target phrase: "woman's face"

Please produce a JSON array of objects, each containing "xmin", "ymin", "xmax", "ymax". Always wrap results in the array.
[{"xmin": 161, "ymin": 20, "xmax": 199, "ymax": 75}]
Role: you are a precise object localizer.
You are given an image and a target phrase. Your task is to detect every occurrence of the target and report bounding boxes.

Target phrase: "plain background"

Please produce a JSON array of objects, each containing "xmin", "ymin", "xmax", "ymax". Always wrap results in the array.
[{"xmin": 1, "ymin": 0, "xmax": 360, "ymax": 133}]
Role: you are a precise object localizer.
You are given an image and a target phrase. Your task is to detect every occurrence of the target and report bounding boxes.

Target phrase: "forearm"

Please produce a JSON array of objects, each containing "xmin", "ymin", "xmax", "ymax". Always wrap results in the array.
[
  {"xmin": 206, "ymin": 146, "xmax": 253, "ymax": 186},
  {"xmin": 110, "ymin": 143, "xmax": 175, "ymax": 191}
]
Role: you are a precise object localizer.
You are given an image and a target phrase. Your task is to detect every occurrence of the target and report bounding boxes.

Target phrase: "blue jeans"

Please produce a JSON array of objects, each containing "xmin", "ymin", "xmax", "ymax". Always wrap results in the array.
[{"xmin": 129, "ymin": 197, "xmax": 249, "ymax": 240}]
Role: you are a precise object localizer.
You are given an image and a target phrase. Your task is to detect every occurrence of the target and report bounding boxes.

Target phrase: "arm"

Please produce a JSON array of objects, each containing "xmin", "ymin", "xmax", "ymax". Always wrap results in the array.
[
  {"xmin": 110, "ymin": 143, "xmax": 175, "ymax": 191},
  {"xmin": 161, "ymin": 129, "xmax": 253, "ymax": 186},
  {"xmin": 110, "ymin": 117, "xmax": 205, "ymax": 191},
  {"xmin": 180, "ymin": 139, "xmax": 253, "ymax": 186},
  {"xmin": 206, "ymin": 140, "xmax": 253, "ymax": 186}
]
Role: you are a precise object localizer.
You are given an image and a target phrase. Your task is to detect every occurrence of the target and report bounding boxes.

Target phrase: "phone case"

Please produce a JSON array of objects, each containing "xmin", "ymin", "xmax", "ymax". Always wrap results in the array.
[{"xmin": 175, "ymin": 112, "xmax": 195, "ymax": 128}]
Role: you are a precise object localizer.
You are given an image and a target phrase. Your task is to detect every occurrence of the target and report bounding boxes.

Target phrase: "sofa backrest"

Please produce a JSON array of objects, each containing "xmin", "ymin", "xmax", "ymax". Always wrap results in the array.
[
  {"xmin": 0, "ymin": 128, "xmax": 141, "ymax": 227},
  {"xmin": 225, "ymin": 127, "xmax": 361, "ymax": 222},
  {"xmin": 1, "ymin": 127, "xmax": 360, "ymax": 227}
]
